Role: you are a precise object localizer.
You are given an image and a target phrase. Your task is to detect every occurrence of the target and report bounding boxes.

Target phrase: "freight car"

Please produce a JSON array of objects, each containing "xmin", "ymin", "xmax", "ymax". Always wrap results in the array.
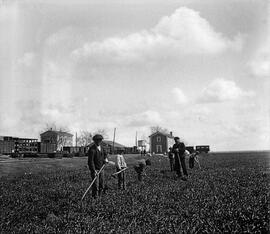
[
  {"xmin": 0, "ymin": 136, "xmax": 38, "ymax": 155},
  {"xmin": 196, "ymin": 145, "xmax": 210, "ymax": 153}
]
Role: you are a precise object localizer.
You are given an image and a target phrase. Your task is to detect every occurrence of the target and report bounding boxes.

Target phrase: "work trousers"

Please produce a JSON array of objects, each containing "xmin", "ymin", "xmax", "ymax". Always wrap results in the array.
[
  {"xmin": 189, "ymin": 157, "xmax": 195, "ymax": 169},
  {"xmin": 174, "ymin": 154, "xmax": 188, "ymax": 177},
  {"xmin": 117, "ymin": 168, "xmax": 126, "ymax": 190},
  {"xmin": 90, "ymin": 170, "xmax": 104, "ymax": 198}
]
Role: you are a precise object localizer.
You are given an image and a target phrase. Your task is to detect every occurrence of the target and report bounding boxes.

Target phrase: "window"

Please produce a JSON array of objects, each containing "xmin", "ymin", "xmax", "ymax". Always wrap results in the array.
[{"xmin": 157, "ymin": 136, "xmax": 161, "ymax": 142}]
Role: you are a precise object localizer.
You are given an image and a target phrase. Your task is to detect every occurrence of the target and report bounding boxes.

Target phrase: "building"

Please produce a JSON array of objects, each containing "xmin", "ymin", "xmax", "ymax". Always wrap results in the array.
[
  {"xmin": 40, "ymin": 130, "xmax": 73, "ymax": 152},
  {"xmin": 0, "ymin": 136, "xmax": 38, "ymax": 154},
  {"xmin": 137, "ymin": 140, "xmax": 149, "ymax": 152},
  {"xmin": 149, "ymin": 131, "xmax": 174, "ymax": 154}
]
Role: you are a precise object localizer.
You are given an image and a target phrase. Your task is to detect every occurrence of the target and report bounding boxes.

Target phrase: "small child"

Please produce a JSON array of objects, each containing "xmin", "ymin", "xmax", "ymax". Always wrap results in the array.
[
  {"xmin": 189, "ymin": 151, "xmax": 200, "ymax": 169},
  {"xmin": 115, "ymin": 151, "xmax": 127, "ymax": 190},
  {"xmin": 134, "ymin": 159, "xmax": 151, "ymax": 182},
  {"xmin": 168, "ymin": 147, "xmax": 175, "ymax": 172}
]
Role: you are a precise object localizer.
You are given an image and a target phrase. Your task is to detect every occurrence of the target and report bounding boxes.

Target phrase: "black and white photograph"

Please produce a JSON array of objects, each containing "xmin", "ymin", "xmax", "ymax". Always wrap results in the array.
[{"xmin": 0, "ymin": 0, "xmax": 269, "ymax": 233}]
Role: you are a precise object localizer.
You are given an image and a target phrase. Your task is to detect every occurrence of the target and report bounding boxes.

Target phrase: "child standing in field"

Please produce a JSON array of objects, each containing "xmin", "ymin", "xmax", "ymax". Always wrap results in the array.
[
  {"xmin": 189, "ymin": 151, "xmax": 200, "ymax": 169},
  {"xmin": 115, "ymin": 151, "xmax": 127, "ymax": 190},
  {"xmin": 134, "ymin": 159, "xmax": 151, "ymax": 182},
  {"xmin": 168, "ymin": 147, "xmax": 175, "ymax": 172}
]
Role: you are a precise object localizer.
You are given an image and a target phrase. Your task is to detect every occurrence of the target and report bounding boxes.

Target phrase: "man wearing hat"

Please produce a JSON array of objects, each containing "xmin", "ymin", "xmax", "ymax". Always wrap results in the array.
[
  {"xmin": 172, "ymin": 137, "xmax": 188, "ymax": 180},
  {"xmin": 88, "ymin": 134, "xmax": 108, "ymax": 198}
]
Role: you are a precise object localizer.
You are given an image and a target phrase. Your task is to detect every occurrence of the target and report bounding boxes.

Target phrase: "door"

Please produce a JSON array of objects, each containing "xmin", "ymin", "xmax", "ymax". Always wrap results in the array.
[{"xmin": 156, "ymin": 145, "xmax": 162, "ymax": 153}]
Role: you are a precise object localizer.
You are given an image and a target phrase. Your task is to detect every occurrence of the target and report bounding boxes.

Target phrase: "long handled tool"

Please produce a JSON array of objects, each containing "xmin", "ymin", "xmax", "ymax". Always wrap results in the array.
[
  {"xmin": 111, "ymin": 167, "xmax": 128, "ymax": 176},
  {"xmin": 81, "ymin": 164, "xmax": 106, "ymax": 201}
]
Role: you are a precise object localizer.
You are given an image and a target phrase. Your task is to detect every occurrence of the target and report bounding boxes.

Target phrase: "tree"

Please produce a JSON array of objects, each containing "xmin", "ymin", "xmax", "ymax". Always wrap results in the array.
[
  {"xmin": 77, "ymin": 131, "xmax": 93, "ymax": 147},
  {"xmin": 93, "ymin": 129, "xmax": 109, "ymax": 139},
  {"xmin": 150, "ymin": 126, "xmax": 169, "ymax": 134},
  {"xmin": 140, "ymin": 134, "xmax": 149, "ymax": 144}
]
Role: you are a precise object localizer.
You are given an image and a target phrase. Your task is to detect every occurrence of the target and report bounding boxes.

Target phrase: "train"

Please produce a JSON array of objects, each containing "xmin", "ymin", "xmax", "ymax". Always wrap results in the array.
[
  {"xmin": 0, "ymin": 136, "xmax": 138, "ymax": 158},
  {"xmin": 186, "ymin": 145, "xmax": 210, "ymax": 153}
]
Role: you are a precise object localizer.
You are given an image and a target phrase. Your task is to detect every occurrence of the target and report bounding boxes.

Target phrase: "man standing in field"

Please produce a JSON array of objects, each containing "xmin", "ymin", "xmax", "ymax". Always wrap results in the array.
[
  {"xmin": 172, "ymin": 137, "xmax": 188, "ymax": 180},
  {"xmin": 88, "ymin": 134, "xmax": 108, "ymax": 199}
]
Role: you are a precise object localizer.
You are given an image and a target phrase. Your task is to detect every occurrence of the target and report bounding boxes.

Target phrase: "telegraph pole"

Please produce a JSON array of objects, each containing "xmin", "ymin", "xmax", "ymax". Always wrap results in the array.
[
  {"xmin": 135, "ymin": 131, "xmax": 138, "ymax": 147},
  {"xmin": 112, "ymin": 128, "xmax": 116, "ymax": 155},
  {"xmin": 75, "ymin": 132, "xmax": 77, "ymax": 151}
]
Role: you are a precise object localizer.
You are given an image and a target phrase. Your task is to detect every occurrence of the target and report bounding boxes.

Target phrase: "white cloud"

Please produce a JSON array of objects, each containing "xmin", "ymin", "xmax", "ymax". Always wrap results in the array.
[
  {"xmin": 249, "ymin": 44, "xmax": 270, "ymax": 78},
  {"xmin": 17, "ymin": 52, "xmax": 36, "ymax": 67},
  {"xmin": 125, "ymin": 110, "xmax": 162, "ymax": 127},
  {"xmin": 172, "ymin": 87, "xmax": 188, "ymax": 104},
  {"xmin": 71, "ymin": 7, "xmax": 243, "ymax": 66},
  {"xmin": 0, "ymin": 2, "xmax": 18, "ymax": 23},
  {"xmin": 198, "ymin": 78, "xmax": 255, "ymax": 103}
]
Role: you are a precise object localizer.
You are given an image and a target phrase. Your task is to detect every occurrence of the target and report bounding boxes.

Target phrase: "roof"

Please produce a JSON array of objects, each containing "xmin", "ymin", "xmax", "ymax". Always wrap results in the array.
[
  {"xmin": 0, "ymin": 136, "xmax": 38, "ymax": 141},
  {"xmin": 149, "ymin": 131, "xmax": 174, "ymax": 139},
  {"xmin": 40, "ymin": 130, "xmax": 73, "ymax": 137},
  {"xmin": 88, "ymin": 140, "xmax": 126, "ymax": 148}
]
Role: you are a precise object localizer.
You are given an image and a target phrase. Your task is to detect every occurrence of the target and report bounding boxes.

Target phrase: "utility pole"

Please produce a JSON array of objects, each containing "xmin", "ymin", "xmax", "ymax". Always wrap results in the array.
[
  {"xmin": 112, "ymin": 128, "xmax": 116, "ymax": 155},
  {"xmin": 75, "ymin": 132, "xmax": 77, "ymax": 151},
  {"xmin": 135, "ymin": 131, "xmax": 138, "ymax": 147}
]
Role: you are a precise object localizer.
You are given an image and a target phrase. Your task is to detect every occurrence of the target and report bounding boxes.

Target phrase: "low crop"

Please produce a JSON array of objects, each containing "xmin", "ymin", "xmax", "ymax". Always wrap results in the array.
[{"xmin": 0, "ymin": 152, "xmax": 269, "ymax": 233}]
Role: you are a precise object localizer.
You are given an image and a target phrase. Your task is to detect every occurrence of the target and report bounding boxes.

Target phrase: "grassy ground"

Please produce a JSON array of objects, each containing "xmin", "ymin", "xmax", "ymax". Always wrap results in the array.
[
  {"xmin": 0, "ymin": 154, "xmax": 139, "ymax": 178},
  {"xmin": 0, "ymin": 152, "xmax": 269, "ymax": 233}
]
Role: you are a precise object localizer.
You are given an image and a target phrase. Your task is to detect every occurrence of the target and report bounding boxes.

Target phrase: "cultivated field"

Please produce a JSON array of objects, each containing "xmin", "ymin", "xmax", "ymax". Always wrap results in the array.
[{"xmin": 0, "ymin": 152, "xmax": 269, "ymax": 233}]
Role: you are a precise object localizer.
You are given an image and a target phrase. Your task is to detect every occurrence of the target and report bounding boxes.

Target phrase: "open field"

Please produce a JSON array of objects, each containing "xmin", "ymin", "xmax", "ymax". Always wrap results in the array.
[{"xmin": 0, "ymin": 151, "xmax": 269, "ymax": 233}]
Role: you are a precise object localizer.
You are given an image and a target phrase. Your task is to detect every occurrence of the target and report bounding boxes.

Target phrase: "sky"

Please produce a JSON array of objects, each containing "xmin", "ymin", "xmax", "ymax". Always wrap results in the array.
[{"xmin": 0, "ymin": 0, "xmax": 269, "ymax": 151}]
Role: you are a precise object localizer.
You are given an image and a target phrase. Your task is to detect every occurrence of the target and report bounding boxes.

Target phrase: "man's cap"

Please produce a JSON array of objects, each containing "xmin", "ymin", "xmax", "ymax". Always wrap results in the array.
[
  {"xmin": 174, "ymin": 136, "xmax": 180, "ymax": 140},
  {"xmin": 93, "ymin": 134, "xmax": 103, "ymax": 141}
]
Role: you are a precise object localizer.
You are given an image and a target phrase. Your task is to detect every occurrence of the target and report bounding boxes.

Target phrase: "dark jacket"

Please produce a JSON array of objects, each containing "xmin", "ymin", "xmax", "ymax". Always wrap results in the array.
[
  {"xmin": 172, "ymin": 142, "xmax": 185, "ymax": 157},
  {"xmin": 88, "ymin": 144, "xmax": 107, "ymax": 172}
]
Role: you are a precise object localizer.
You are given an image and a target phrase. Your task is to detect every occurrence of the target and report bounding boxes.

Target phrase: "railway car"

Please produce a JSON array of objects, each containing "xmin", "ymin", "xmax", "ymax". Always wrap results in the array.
[{"xmin": 196, "ymin": 145, "xmax": 210, "ymax": 153}]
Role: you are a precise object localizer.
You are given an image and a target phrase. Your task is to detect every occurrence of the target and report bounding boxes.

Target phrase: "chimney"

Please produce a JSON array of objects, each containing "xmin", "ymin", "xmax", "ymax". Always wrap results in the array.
[{"xmin": 170, "ymin": 131, "xmax": 173, "ymax": 136}]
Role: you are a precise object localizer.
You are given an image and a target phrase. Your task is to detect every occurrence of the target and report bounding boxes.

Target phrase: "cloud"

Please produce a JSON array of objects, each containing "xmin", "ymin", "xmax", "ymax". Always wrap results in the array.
[
  {"xmin": 71, "ymin": 7, "xmax": 243, "ymax": 66},
  {"xmin": 172, "ymin": 88, "xmax": 188, "ymax": 104},
  {"xmin": 17, "ymin": 52, "xmax": 36, "ymax": 67},
  {"xmin": 249, "ymin": 44, "xmax": 270, "ymax": 78},
  {"xmin": 0, "ymin": 2, "xmax": 18, "ymax": 23},
  {"xmin": 125, "ymin": 110, "xmax": 162, "ymax": 127},
  {"xmin": 198, "ymin": 78, "xmax": 255, "ymax": 103}
]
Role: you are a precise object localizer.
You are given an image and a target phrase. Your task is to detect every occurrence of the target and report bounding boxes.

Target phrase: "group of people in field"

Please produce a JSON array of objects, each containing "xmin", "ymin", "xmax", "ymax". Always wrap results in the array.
[
  {"xmin": 87, "ymin": 134, "xmax": 199, "ymax": 199},
  {"xmin": 168, "ymin": 136, "xmax": 200, "ymax": 181}
]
